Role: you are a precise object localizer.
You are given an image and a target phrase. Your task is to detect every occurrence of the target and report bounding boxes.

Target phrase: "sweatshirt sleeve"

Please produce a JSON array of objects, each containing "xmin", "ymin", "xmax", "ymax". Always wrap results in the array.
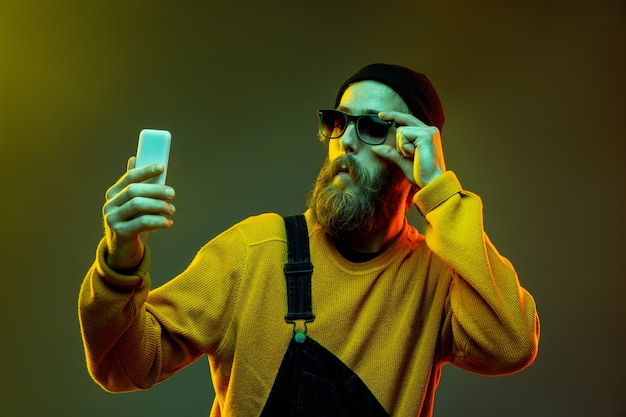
[
  {"xmin": 413, "ymin": 171, "xmax": 540, "ymax": 375},
  {"xmin": 78, "ymin": 226, "xmax": 246, "ymax": 392}
]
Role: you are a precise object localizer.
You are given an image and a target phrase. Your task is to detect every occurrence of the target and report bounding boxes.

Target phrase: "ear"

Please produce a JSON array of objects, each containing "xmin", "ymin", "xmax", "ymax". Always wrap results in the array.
[{"xmin": 405, "ymin": 183, "xmax": 419, "ymax": 211}]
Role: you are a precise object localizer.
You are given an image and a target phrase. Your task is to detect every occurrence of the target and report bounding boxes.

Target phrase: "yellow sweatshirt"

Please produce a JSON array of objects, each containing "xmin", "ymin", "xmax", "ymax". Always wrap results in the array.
[{"xmin": 79, "ymin": 171, "xmax": 539, "ymax": 417}]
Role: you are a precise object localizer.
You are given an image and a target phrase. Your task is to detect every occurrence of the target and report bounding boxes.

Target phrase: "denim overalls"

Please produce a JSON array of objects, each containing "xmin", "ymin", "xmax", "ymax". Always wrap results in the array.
[{"xmin": 260, "ymin": 215, "xmax": 390, "ymax": 416}]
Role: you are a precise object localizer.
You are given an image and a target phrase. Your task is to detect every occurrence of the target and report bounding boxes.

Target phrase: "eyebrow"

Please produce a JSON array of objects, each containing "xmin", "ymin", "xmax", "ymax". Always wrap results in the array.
[{"xmin": 337, "ymin": 105, "xmax": 381, "ymax": 115}]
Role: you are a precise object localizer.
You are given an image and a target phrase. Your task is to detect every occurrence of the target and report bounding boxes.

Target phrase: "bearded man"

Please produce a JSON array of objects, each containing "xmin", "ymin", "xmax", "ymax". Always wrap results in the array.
[{"xmin": 79, "ymin": 63, "xmax": 539, "ymax": 417}]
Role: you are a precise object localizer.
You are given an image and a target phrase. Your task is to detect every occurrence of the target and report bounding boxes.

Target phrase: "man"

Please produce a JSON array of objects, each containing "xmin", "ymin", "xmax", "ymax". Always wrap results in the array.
[{"xmin": 79, "ymin": 63, "xmax": 540, "ymax": 416}]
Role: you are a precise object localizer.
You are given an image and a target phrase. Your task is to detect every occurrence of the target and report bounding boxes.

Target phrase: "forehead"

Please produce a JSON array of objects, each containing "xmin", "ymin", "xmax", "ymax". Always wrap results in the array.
[{"xmin": 338, "ymin": 80, "xmax": 409, "ymax": 114}]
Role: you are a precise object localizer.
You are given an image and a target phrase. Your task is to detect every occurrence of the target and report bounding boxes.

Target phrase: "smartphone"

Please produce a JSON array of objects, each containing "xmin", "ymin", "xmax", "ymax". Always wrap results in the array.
[{"xmin": 135, "ymin": 129, "xmax": 171, "ymax": 184}]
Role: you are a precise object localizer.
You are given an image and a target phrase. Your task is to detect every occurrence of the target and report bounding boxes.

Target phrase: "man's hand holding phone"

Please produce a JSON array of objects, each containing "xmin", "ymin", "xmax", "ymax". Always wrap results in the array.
[{"xmin": 102, "ymin": 129, "xmax": 175, "ymax": 272}]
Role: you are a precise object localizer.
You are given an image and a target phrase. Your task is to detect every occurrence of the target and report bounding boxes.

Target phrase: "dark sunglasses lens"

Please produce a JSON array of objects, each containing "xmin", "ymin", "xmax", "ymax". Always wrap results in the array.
[
  {"xmin": 320, "ymin": 111, "xmax": 347, "ymax": 138},
  {"xmin": 357, "ymin": 116, "xmax": 390, "ymax": 143}
]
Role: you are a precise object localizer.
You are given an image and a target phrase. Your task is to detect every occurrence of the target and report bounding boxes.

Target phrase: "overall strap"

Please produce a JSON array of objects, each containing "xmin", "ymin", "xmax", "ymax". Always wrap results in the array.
[{"xmin": 283, "ymin": 215, "xmax": 315, "ymax": 336}]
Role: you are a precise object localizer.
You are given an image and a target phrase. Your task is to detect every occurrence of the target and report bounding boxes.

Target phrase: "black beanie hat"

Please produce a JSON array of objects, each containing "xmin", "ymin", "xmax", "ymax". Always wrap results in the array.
[{"xmin": 334, "ymin": 63, "xmax": 445, "ymax": 132}]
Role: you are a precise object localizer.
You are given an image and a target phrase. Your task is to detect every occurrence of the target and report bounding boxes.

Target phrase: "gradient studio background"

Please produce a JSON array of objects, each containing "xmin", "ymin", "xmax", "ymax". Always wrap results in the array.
[{"xmin": 1, "ymin": 0, "xmax": 625, "ymax": 416}]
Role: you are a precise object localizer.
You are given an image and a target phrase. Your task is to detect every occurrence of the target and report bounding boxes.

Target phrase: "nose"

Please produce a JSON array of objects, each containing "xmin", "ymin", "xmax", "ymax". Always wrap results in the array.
[{"xmin": 339, "ymin": 122, "xmax": 359, "ymax": 154}]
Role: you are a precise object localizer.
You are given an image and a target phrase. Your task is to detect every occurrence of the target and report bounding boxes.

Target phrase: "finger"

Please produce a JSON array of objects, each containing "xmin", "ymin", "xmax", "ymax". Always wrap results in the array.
[
  {"xmin": 396, "ymin": 127, "xmax": 416, "ymax": 158},
  {"xmin": 370, "ymin": 144, "xmax": 415, "ymax": 184},
  {"xmin": 107, "ymin": 213, "xmax": 174, "ymax": 239},
  {"xmin": 379, "ymin": 111, "xmax": 429, "ymax": 128},
  {"xmin": 118, "ymin": 193, "xmax": 175, "ymax": 215},
  {"xmin": 127, "ymin": 156, "xmax": 137, "ymax": 171},
  {"xmin": 106, "ymin": 183, "xmax": 175, "ymax": 213},
  {"xmin": 127, "ymin": 163, "xmax": 166, "ymax": 185},
  {"xmin": 106, "ymin": 163, "xmax": 166, "ymax": 200},
  {"xmin": 104, "ymin": 195, "xmax": 175, "ymax": 232}
]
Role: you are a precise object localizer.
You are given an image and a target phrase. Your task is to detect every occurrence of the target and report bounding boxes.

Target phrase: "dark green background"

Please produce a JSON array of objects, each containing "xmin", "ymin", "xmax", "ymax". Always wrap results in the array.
[{"xmin": 1, "ymin": 0, "xmax": 625, "ymax": 416}]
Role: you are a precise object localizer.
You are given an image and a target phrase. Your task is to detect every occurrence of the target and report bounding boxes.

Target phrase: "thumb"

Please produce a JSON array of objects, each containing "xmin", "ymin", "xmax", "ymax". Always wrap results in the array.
[
  {"xmin": 370, "ymin": 144, "xmax": 402, "ymax": 164},
  {"xmin": 127, "ymin": 156, "xmax": 137, "ymax": 171},
  {"xmin": 371, "ymin": 145, "xmax": 415, "ymax": 183}
]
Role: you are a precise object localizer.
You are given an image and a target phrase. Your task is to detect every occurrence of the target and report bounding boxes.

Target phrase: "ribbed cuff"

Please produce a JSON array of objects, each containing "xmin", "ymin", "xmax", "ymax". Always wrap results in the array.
[
  {"xmin": 413, "ymin": 171, "xmax": 463, "ymax": 216},
  {"xmin": 95, "ymin": 238, "xmax": 151, "ymax": 289}
]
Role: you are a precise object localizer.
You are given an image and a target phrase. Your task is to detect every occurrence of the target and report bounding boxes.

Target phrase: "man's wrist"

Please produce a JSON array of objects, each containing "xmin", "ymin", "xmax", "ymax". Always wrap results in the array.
[{"xmin": 96, "ymin": 239, "xmax": 151, "ymax": 289}]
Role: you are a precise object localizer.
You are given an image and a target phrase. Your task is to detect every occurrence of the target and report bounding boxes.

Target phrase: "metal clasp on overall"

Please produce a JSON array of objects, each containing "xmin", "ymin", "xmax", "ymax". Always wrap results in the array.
[
  {"xmin": 284, "ymin": 260, "xmax": 315, "ymax": 343},
  {"xmin": 286, "ymin": 319, "xmax": 315, "ymax": 343}
]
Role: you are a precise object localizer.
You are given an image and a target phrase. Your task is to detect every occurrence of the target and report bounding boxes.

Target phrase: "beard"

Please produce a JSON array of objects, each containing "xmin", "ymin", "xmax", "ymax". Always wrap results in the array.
[{"xmin": 306, "ymin": 154, "xmax": 406, "ymax": 239}]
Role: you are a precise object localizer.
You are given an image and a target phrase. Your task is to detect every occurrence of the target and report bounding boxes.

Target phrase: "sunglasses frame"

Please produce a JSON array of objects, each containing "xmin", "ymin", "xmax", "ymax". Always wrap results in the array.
[{"xmin": 317, "ymin": 109, "xmax": 396, "ymax": 145}]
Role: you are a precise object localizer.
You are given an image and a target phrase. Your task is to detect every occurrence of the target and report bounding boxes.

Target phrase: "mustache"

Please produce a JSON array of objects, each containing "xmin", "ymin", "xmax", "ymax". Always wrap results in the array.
[
  {"xmin": 328, "ymin": 155, "xmax": 362, "ymax": 179},
  {"xmin": 325, "ymin": 155, "xmax": 387, "ymax": 193}
]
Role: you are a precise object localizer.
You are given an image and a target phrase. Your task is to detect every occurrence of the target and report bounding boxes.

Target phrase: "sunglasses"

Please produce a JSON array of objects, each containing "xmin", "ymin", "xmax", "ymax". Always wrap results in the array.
[{"xmin": 318, "ymin": 109, "xmax": 395, "ymax": 145}]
